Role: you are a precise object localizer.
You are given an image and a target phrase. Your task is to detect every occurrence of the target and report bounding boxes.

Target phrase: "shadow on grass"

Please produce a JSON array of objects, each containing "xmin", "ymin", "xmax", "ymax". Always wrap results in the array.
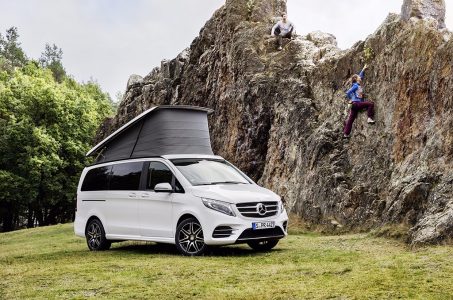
[{"xmin": 111, "ymin": 242, "xmax": 286, "ymax": 257}]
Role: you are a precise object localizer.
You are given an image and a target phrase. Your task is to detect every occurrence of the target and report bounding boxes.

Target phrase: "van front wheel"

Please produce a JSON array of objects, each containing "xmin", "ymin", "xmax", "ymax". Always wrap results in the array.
[
  {"xmin": 247, "ymin": 239, "xmax": 279, "ymax": 251},
  {"xmin": 85, "ymin": 219, "xmax": 111, "ymax": 251},
  {"xmin": 175, "ymin": 218, "xmax": 206, "ymax": 256}
]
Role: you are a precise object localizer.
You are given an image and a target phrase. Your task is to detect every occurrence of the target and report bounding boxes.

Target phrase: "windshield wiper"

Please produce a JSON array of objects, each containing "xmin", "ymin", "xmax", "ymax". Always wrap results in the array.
[
  {"xmin": 196, "ymin": 181, "xmax": 247, "ymax": 186},
  {"xmin": 213, "ymin": 181, "xmax": 247, "ymax": 185}
]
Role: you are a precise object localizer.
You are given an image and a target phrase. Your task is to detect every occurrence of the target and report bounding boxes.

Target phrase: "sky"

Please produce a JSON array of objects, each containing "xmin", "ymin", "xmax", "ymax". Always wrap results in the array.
[{"xmin": 0, "ymin": 0, "xmax": 452, "ymax": 99}]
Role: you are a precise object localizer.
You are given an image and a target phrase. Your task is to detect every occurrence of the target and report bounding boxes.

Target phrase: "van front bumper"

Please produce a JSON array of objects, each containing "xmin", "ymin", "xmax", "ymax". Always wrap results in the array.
[{"xmin": 201, "ymin": 209, "xmax": 289, "ymax": 246}]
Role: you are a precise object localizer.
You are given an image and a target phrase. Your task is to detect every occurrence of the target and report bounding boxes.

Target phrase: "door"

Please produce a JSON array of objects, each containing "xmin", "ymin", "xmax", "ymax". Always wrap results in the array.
[
  {"xmin": 105, "ymin": 161, "xmax": 143, "ymax": 237},
  {"xmin": 139, "ymin": 161, "xmax": 177, "ymax": 238}
]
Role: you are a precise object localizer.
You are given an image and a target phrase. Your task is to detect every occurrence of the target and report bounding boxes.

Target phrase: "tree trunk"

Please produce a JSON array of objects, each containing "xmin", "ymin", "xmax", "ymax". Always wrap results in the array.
[
  {"xmin": 27, "ymin": 204, "xmax": 34, "ymax": 228},
  {"xmin": 35, "ymin": 206, "xmax": 44, "ymax": 226},
  {"xmin": 2, "ymin": 203, "xmax": 14, "ymax": 232},
  {"xmin": 47, "ymin": 206, "xmax": 57, "ymax": 225}
]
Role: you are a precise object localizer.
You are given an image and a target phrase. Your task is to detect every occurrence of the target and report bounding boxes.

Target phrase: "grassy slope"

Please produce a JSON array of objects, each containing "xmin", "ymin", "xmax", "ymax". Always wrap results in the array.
[{"xmin": 1, "ymin": 224, "xmax": 452, "ymax": 300}]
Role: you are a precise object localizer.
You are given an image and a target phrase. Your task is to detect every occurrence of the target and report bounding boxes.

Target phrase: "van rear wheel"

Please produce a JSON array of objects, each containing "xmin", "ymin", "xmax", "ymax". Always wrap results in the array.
[
  {"xmin": 85, "ymin": 219, "xmax": 111, "ymax": 251},
  {"xmin": 175, "ymin": 218, "xmax": 206, "ymax": 256},
  {"xmin": 247, "ymin": 239, "xmax": 279, "ymax": 251}
]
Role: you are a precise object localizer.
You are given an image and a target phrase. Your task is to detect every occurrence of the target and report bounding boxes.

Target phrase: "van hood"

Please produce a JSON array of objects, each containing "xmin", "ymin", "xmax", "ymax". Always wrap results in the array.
[{"xmin": 190, "ymin": 184, "xmax": 279, "ymax": 204}]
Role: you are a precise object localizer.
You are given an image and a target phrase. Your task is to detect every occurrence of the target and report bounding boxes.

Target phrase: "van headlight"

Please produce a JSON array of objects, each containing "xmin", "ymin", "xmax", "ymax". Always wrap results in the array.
[{"xmin": 201, "ymin": 198, "xmax": 236, "ymax": 217}]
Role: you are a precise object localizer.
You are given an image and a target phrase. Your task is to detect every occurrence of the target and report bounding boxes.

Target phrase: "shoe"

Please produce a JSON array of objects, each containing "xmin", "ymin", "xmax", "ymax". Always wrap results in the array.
[
  {"xmin": 278, "ymin": 46, "xmax": 282, "ymax": 51},
  {"xmin": 343, "ymin": 134, "xmax": 350, "ymax": 138},
  {"xmin": 367, "ymin": 118, "xmax": 375, "ymax": 124}
]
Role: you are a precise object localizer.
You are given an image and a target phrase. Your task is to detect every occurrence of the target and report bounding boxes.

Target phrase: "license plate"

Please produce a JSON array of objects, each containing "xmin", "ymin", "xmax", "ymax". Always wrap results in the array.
[{"xmin": 252, "ymin": 221, "xmax": 275, "ymax": 230}]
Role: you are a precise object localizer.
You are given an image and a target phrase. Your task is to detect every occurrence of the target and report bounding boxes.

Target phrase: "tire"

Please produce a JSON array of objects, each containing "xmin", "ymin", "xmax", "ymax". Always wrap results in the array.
[
  {"xmin": 247, "ymin": 239, "xmax": 279, "ymax": 251},
  {"xmin": 85, "ymin": 218, "xmax": 111, "ymax": 251},
  {"xmin": 175, "ymin": 218, "xmax": 206, "ymax": 256}
]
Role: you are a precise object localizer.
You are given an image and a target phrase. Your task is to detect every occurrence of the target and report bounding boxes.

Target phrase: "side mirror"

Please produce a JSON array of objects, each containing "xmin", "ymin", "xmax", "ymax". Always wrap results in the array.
[{"xmin": 154, "ymin": 182, "xmax": 173, "ymax": 193}]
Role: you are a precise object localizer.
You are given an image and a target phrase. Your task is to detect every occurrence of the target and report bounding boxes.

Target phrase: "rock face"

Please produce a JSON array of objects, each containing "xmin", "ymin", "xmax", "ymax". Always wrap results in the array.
[
  {"xmin": 401, "ymin": 0, "xmax": 446, "ymax": 29},
  {"xmin": 98, "ymin": 0, "xmax": 453, "ymax": 245}
]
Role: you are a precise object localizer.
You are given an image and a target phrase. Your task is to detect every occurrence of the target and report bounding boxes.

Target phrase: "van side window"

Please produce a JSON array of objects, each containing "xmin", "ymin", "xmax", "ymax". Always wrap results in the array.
[
  {"xmin": 148, "ymin": 162, "xmax": 173, "ymax": 190},
  {"xmin": 147, "ymin": 162, "xmax": 183, "ymax": 192},
  {"xmin": 110, "ymin": 162, "xmax": 143, "ymax": 191},
  {"xmin": 81, "ymin": 166, "xmax": 111, "ymax": 191}
]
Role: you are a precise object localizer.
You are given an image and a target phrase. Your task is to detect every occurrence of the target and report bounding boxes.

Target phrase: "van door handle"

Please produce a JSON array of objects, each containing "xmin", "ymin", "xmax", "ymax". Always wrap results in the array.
[
  {"xmin": 128, "ymin": 192, "xmax": 137, "ymax": 198},
  {"xmin": 141, "ymin": 193, "xmax": 150, "ymax": 198}
]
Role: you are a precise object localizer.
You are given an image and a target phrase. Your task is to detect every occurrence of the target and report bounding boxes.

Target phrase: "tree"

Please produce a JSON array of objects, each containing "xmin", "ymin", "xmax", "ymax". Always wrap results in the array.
[
  {"xmin": 0, "ymin": 63, "xmax": 114, "ymax": 231},
  {"xmin": 39, "ymin": 43, "xmax": 66, "ymax": 83},
  {"xmin": 0, "ymin": 27, "xmax": 27, "ymax": 71}
]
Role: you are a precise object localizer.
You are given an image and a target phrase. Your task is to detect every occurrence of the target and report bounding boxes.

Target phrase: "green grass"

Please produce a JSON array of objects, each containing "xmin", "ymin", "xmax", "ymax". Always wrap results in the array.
[{"xmin": 1, "ymin": 224, "xmax": 452, "ymax": 299}]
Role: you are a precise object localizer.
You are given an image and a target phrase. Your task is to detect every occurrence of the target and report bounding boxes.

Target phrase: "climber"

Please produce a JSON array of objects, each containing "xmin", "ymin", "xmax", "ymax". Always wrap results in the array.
[
  {"xmin": 343, "ymin": 64, "xmax": 375, "ymax": 138},
  {"xmin": 271, "ymin": 13, "xmax": 295, "ymax": 51}
]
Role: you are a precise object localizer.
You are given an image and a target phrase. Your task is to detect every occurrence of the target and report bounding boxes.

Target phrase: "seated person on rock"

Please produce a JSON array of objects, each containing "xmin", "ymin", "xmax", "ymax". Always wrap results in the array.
[
  {"xmin": 271, "ymin": 13, "xmax": 295, "ymax": 51},
  {"xmin": 343, "ymin": 64, "xmax": 375, "ymax": 138}
]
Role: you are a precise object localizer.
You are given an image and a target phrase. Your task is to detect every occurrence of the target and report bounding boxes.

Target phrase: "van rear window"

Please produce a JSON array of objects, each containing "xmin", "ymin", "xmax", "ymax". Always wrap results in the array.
[{"xmin": 81, "ymin": 166, "xmax": 111, "ymax": 191}]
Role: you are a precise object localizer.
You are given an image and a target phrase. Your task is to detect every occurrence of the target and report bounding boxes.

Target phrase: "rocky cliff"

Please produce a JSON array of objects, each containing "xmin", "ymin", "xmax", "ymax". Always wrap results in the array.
[{"xmin": 98, "ymin": 0, "xmax": 453, "ymax": 245}]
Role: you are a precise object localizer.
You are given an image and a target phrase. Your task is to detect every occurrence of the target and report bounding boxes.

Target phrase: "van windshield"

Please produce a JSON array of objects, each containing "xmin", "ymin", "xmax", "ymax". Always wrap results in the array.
[{"xmin": 170, "ymin": 159, "xmax": 250, "ymax": 186}]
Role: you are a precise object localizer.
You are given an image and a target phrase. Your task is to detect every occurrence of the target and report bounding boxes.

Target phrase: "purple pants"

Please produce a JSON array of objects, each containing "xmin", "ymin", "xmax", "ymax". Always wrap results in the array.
[{"xmin": 343, "ymin": 101, "xmax": 375, "ymax": 135}]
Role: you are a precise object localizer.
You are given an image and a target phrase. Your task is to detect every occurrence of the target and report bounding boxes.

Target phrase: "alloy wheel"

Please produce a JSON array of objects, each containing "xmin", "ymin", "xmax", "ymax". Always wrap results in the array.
[
  {"xmin": 87, "ymin": 222, "xmax": 102, "ymax": 249},
  {"xmin": 176, "ymin": 219, "xmax": 206, "ymax": 256},
  {"xmin": 85, "ymin": 219, "xmax": 111, "ymax": 251}
]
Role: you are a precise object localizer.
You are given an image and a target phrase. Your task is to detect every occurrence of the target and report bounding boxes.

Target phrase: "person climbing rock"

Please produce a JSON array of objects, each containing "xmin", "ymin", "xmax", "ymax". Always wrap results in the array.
[
  {"xmin": 343, "ymin": 64, "xmax": 375, "ymax": 138},
  {"xmin": 271, "ymin": 13, "xmax": 295, "ymax": 51}
]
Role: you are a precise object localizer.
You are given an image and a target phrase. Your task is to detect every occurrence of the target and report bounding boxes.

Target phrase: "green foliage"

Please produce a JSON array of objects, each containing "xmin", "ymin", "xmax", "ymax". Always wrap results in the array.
[
  {"xmin": 0, "ymin": 62, "xmax": 114, "ymax": 230},
  {"xmin": 0, "ymin": 27, "xmax": 114, "ymax": 230},
  {"xmin": 39, "ymin": 43, "xmax": 66, "ymax": 83},
  {"xmin": 0, "ymin": 27, "xmax": 27, "ymax": 72},
  {"xmin": 363, "ymin": 44, "xmax": 375, "ymax": 64}
]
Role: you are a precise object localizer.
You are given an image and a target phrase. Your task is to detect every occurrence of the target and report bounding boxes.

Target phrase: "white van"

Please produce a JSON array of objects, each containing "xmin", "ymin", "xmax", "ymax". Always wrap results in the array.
[{"xmin": 74, "ymin": 106, "xmax": 288, "ymax": 256}]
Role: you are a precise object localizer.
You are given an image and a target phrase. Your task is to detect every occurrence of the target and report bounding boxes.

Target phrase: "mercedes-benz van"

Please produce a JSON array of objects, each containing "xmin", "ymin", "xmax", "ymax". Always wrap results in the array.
[{"xmin": 74, "ymin": 106, "xmax": 288, "ymax": 256}]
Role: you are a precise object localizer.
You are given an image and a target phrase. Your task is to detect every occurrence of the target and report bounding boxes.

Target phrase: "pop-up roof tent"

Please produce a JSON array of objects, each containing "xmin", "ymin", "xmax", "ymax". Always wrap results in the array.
[{"xmin": 86, "ymin": 105, "xmax": 214, "ymax": 164}]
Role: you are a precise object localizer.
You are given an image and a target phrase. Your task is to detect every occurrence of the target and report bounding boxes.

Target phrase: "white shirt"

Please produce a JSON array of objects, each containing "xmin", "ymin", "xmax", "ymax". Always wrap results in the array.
[{"xmin": 271, "ymin": 20, "xmax": 295, "ymax": 36}]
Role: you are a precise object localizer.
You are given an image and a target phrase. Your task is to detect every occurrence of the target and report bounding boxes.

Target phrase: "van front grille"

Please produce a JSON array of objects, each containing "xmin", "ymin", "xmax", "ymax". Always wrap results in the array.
[{"xmin": 235, "ymin": 202, "xmax": 279, "ymax": 218}]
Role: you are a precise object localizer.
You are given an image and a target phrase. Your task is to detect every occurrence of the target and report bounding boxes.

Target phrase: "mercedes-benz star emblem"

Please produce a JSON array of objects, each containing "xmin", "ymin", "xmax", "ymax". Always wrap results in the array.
[{"xmin": 256, "ymin": 203, "xmax": 267, "ymax": 216}]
